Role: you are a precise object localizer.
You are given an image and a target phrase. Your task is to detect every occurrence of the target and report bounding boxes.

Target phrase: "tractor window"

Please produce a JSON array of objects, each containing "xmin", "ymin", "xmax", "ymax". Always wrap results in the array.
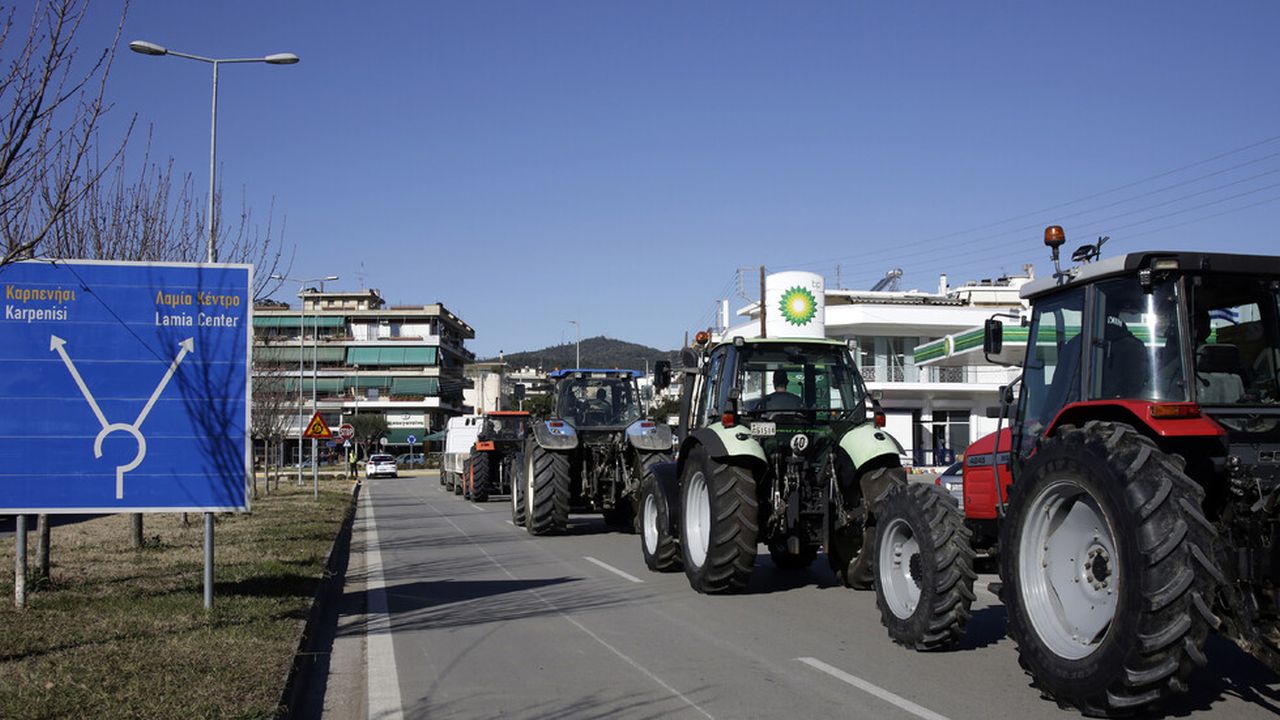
[
  {"xmin": 735, "ymin": 344, "xmax": 866, "ymax": 417},
  {"xmin": 698, "ymin": 348, "xmax": 727, "ymax": 426},
  {"xmin": 1088, "ymin": 278, "xmax": 1186, "ymax": 402},
  {"xmin": 1189, "ymin": 274, "xmax": 1280, "ymax": 407},
  {"xmin": 556, "ymin": 376, "xmax": 642, "ymax": 426},
  {"xmin": 1016, "ymin": 288, "xmax": 1084, "ymax": 459}
]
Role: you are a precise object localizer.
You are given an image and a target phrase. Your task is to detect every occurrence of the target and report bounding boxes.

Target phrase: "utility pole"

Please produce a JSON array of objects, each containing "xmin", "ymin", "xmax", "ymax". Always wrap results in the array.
[{"xmin": 759, "ymin": 265, "xmax": 767, "ymax": 339}]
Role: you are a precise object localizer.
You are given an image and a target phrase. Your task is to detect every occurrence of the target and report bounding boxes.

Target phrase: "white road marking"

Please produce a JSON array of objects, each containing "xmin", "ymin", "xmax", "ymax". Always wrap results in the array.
[
  {"xmin": 427, "ymin": 502, "xmax": 712, "ymax": 719},
  {"xmin": 584, "ymin": 556, "xmax": 644, "ymax": 584},
  {"xmin": 796, "ymin": 657, "xmax": 950, "ymax": 720},
  {"xmin": 505, "ymin": 520, "xmax": 514, "ymax": 526},
  {"xmin": 365, "ymin": 487, "xmax": 405, "ymax": 719},
  {"xmin": 469, "ymin": 503, "xmax": 486, "ymax": 512}
]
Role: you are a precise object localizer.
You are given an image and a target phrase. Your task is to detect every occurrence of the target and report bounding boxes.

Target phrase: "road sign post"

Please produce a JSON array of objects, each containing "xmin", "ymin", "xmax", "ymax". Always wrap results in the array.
[
  {"xmin": 303, "ymin": 411, "xmax": 332, "ymax": 499},
  {"xmin": 0, "ymin": 259, "xmax": 252, "ymax": 609},
  {"xmin": 406, "ymin": 434, "xmax": 416, "ymax": 467}
]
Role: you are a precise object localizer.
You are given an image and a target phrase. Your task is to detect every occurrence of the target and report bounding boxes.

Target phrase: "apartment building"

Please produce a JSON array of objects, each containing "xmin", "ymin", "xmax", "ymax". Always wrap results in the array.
[{"xmin": 253, "ymin": 288, "xmax": 474, "ymax": 457}]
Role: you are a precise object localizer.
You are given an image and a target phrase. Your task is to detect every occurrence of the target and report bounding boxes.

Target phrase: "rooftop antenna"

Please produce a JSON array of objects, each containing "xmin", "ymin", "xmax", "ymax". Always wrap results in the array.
[
  {"xmin": 354, "ymin": 264, "xmax": 369, "ymax": 290},
  {"xmin": 735, "ymin": 267, "xmax": 757, "ymax": 304}
]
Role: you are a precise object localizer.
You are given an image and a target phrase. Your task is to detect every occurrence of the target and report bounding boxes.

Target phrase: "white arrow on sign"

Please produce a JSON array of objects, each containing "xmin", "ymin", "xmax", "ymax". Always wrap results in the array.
[{"xmin": 51, "ymin": 335, "xmax": 194, "ymax": 500}]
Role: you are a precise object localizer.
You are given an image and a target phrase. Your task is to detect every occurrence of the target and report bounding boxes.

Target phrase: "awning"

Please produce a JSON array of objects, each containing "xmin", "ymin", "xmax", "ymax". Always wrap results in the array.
[
  {"xmin": 391, "ymin": 377, "xmax": 440, "ymax": 396},
  {"xmin": 346, "ymin": 346, "xmax": 438, "ymax": 367},
  {"xmin": 254, "ymin": 346, "xmax": 346, "ymax": 364},
  {"xmin": 253, "ymin": 315, "xmax": 345, "ymax": 329},
  {"xmin": 423, "ymin": 430, "xmax": 447, "ymax": 441}
]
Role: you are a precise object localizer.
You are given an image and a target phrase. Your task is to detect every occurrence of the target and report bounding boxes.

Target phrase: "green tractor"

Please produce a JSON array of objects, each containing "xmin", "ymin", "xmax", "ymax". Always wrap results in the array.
[
  {"xmin": 514, "ymin": 369, "xmax": 673, "ymax": 535},
  {"xmin": 643, "ymin": 334, "xmax": 908, "ymax": 593}
]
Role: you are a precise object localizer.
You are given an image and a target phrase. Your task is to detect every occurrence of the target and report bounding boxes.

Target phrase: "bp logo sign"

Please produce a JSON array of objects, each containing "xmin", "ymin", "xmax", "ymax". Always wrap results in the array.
[{"xmin": 779, "ymin": 286, "xmax": 817, "ymax": 326}]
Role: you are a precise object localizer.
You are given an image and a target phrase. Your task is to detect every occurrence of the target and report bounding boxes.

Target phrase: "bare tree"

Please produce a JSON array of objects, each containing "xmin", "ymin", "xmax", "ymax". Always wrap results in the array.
[
  {"xmin": 251, "ymin": 360, "xmax": 298, "ymax": 496},
  {"xmin": 0, "ymin": 0, "xmax": 132, "ymax": 266},
  {"xmin": 46, "ymin": 132, "xmax": 292, "ymax": 299}
]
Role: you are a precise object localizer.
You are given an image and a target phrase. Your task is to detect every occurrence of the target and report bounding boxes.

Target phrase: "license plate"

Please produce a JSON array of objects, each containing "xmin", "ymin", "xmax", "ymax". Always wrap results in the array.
[{"xmin": 750, "ymin": 422, "xmax": 776, "ymax": 437}]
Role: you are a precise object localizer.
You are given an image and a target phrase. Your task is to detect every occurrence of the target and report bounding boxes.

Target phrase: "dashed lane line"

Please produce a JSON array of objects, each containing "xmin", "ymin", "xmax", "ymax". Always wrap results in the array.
[
  {"xmin": 584, "ymin": 556, "xmax": 645, "ymax": 584},
  {"xmin": 796, "ymin": 657, "xmax": 950, "ymax": 720}
]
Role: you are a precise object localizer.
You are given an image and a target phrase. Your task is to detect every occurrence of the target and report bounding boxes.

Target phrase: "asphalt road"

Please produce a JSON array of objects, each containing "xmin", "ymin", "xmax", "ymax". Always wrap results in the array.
[{"xmin": 320, "ymin": 471, "xmax": 1280, "ymax": 720}]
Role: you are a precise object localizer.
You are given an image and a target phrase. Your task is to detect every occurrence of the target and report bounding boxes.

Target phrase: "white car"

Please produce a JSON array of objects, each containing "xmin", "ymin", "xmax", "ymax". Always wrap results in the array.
[
  {"xmin": 935, "ymin": 461, "xmax": 963, "ymax": 510},
  {"xmin": 366, "ymin": 453, "xmax": 398, "ymax": 479}
]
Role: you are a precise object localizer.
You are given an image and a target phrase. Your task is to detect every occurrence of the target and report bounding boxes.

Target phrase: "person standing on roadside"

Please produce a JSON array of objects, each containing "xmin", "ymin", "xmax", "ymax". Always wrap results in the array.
[{"xmin": 347, "ymin": 448, "xmax": 358, "ymax": 479}]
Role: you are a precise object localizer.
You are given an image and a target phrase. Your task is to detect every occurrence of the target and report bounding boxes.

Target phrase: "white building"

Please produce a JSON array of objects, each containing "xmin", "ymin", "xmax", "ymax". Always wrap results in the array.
[{"xmin": 718, "ymin": 271, "xmax": 1030, "ymax": 470}]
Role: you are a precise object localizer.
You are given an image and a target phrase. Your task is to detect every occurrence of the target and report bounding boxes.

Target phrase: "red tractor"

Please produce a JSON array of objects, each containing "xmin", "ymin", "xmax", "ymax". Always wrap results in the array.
[{"xmin": 874, "ymin": 226, "xmax": 1280, "ymax": 716}]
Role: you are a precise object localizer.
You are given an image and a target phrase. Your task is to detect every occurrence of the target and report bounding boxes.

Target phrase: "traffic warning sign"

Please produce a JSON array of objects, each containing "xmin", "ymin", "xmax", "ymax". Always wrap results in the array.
[{"xmin": 303, "ymin": 412, "xmax": 332, "ymax": 439}]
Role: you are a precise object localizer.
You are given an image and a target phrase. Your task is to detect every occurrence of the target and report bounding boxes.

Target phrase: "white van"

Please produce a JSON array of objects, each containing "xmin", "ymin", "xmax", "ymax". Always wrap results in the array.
[{"xmin": 441, "ymin": 414, "xmax": 482, "ymax": 493}]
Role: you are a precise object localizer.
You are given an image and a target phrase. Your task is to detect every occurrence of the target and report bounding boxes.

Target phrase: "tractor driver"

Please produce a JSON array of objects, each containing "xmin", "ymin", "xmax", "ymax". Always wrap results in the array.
[{"xmin": 763, "ymin": 368, "xmax": 804, "ymax": 410}]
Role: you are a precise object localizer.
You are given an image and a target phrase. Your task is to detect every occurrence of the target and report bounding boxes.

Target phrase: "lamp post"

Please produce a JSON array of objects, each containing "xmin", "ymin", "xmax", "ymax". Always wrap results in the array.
[
  {"xmin": 128, "ymin": 40, "xmax": 299, "ymax": 264},
  {"xmin": 568, "ymin": 320, "xmax": 580, "ymax": 368},
  {"xmin": 271, "ymin": 274, "xmax": 338, "ymax": 498},
  {"xmin": 129, "ymin": 40, "xmax": 297, "ymax": 613}
]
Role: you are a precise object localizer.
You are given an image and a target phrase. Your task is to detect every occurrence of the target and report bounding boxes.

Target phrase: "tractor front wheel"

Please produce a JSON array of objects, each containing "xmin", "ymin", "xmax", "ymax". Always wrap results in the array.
[
  {"xmin": 639, "ymin": 470, "xmax": 681, "ymax": 572},
  {"xmin": 874, "ymin": 482, "xmax": 976, "ymax": 650},
  {"xmin": 1000, "ymin": 421, "xmax": 1221, "ymax": 715}
]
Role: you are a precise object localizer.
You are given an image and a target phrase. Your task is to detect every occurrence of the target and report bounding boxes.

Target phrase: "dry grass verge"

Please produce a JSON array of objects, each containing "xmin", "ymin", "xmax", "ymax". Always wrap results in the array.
[{"xmin": 0, "ymin": 478, "xmax": 354, "ymax": 719}]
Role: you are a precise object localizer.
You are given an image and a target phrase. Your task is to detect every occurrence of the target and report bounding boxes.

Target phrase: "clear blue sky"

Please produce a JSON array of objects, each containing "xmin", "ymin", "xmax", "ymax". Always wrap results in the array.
[{"xmin": 80, "ymin": 1, "xmax": 1280, "ymax": 356}]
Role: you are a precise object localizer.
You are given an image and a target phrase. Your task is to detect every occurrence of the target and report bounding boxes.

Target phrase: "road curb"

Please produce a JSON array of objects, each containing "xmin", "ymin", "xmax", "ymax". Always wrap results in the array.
[{"xmin": 277, "ymin": 479, "xmax": 362, "ymax": 719}]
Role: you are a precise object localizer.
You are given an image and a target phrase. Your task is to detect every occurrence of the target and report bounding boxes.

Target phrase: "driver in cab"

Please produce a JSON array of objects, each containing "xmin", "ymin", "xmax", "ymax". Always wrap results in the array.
[{"xmin": 763, "ymin": 369, "xmax": 804, "ymax": 411}]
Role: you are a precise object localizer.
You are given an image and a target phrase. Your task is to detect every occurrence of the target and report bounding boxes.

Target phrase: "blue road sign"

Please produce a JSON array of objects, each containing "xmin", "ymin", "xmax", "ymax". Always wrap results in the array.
[
  {"xmin": 0, "ymin": 259, "xmax": 252, "ymax": 513},
  {"xmin": 406, "ymin": 434, "xmax": 416, "ymax": 445}
]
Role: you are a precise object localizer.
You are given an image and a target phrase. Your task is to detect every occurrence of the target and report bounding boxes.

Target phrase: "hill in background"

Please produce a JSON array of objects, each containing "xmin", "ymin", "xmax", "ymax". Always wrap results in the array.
[{"xmin": 486, "ymin": 336, "xmax": 677, "ymax": 373}]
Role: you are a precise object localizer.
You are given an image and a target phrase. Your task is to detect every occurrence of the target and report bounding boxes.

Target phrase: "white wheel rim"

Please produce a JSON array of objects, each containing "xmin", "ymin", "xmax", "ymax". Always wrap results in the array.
[
  {"xmin": 684, "ymin": 471, "xmax": 710, "ymax": 568},
  {"xmin": 643, "ymin": 492, "xmax": 660, "ymax": 554},
  {"xmin": 511, "ymin": 467, "xmax": 521, "ymax": 518},
  {"xmin": 878, "ymin": 517, "xmax": 921, "ymax": 619},
  {"xmin": 525, "ymin": 454, "xmax": 536, "ymax": 530},
  {"xmin": 1018, "ymin": 478, "xmax": 1118, "ymax": 660}
]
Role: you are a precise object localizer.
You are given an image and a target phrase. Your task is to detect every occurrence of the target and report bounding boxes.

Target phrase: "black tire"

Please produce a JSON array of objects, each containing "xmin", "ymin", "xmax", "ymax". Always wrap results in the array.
[
  {"xmin": 639, "ymin": 470, "xmax": 681, "ymax": 572},
  {"xmin": 525, "ymin": 444, "xmax": 571, "ymax": 536},
  {"xmin": 453, "ymin": 464, "xmax": 465, "ymax": 495},
  {"xmin": 1000, "ymin": 421, "xmax": 1221, "ymax": 716},
  {"xmin": 680, "ymin": 447, "xmax": 758, "ymax": 594},
  {"xmin": 470, "ymin": 451, "xmax": 492, "ymax": 502},
  {"xmin": 510, "ymin": 452, "xmax": 527, "ymax": 527},
  {"xmin": 874, "ymin": 482, "xmax": 976, "ymax": 651},
  {"xmin": 769, "ymin": 541, "xmax": 818, "ymax": 570},
  {"xmin": 829, "ymin": 465, "xmax": 907, "ymax": 590}
]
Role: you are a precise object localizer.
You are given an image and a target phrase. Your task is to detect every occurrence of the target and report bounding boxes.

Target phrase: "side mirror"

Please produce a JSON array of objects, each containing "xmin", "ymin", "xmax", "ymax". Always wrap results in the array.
[
  {"xmin": 680, "ymin": 347, "xmax": 699, "ymax": 372},
  {"xmin": 983, "ymin": 319, "xmax": 1004, "ymax": 355},
  {"xmin": 1000, "ymin": 384, "xmax": 1015, "ymax": 405},
  {"xmin": 514, "ymin": 383, "xmax": 526, "ymax": 401},
  {"xmin": 654, "ymin": 360, "xmax": 672, "ymax": 390}
]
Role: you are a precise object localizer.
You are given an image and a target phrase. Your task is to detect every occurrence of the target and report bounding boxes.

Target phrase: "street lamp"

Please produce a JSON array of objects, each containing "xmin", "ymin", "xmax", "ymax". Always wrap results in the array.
[
  {"xmin": 271, "ymin": 274, "xmax": 338, "ymax": 498},
  {"xmin": 568, "ymin": 320, "xmax": 580, "ymax": 368},
  {"xmin": 129, "ymin": 40, "xmax": 299, "ymax": 264}
]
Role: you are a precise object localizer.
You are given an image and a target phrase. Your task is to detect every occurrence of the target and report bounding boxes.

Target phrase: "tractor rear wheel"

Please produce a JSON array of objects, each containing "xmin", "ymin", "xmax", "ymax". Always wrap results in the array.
[
  {"xmin": 1000, "ymin": 421, "xmax": 1221, "ymax": 715},
  {"xmin": 680, "ymin": 447, "xmax": 758, "ymax": 594},
  {"xmin": 525, "ymin": 445, "xmax": 571, "ymax": 535},
  {"xmin": 470, "ymin": 451, "xmax": 492, "ymax": 502},
  {"xmin": 874, "ymin": 482, "xmax": 976, "ymax": 650},
  {"xmin": 639, "ymin": 469, "xmax": 681, "ymax": 572}
]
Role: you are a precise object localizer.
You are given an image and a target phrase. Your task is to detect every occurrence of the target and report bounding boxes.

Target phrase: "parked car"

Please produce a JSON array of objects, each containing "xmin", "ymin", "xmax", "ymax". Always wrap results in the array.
[
  {"xmin": 934, "ymin": 460, "xmax": 963, "ymax": 510},
  {"xmin": 396, "ymin": 453, "xmax": 425, "ymax": 468},
  {"xmin": 366, "ymin": 453, "xmax": 398, "ymax": 479}
]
